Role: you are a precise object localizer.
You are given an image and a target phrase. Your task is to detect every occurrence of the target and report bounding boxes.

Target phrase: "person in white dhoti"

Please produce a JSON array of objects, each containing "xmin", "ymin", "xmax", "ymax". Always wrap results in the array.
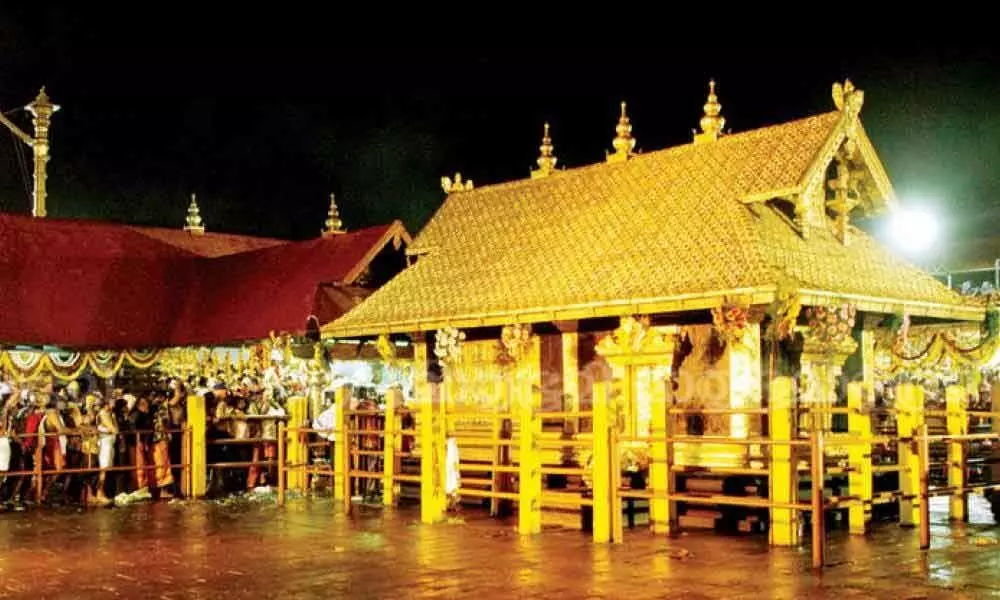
[{"xmin": 312, "ymin": 402, "xmax": 337, "ymax": 442}]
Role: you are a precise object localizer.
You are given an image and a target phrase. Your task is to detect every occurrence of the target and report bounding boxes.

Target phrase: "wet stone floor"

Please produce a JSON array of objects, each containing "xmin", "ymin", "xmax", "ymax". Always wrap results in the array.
[{"xmin": 0, "ymin": 497, "xmax": 999, "ymax": 599}]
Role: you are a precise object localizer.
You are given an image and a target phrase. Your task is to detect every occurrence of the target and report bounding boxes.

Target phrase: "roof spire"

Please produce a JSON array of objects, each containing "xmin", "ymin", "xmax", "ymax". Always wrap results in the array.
[
  {"xmin": 694, "ymin": 79, "xmax": 725, "ymax": 144},
  {"xmin": 441, "ymin": 173, "xmax": 474, "ymax": 194},
  {"xmin": 607, "ymin": 101, "xmax": 636, "ymax": 163},
  {"xmin": 183, "ymin": 193, "xmax": 205, "ymax": 235},
  {"xmin": 322, "ymin": 193, "xmax": 346, "ymax": 236},
  {"xmin": 531, "ymin": 122, "xmax": 558, "ymax": 179}
]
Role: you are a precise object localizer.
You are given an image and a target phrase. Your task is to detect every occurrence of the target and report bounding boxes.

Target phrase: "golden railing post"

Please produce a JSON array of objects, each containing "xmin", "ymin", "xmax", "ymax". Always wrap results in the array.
[
  {"xmin": 286, "ymin": 396, "xmax": 308, "ymax": 492},
  {"xmin": 186, "ymin": 394, "xmax": 207, "ymax": 498},
  {"xmin": 769, "ymin": 377, "xmax": 798, "ymax": 546},
  {"xmin": 897, "ymin": 383, "xmax": 924, "ymax": 527},
  {"xmin": 383, "ymin": 388, "xmax": 398, "ymax": 507},
  {"xmin": 810, "ymin": 420, "xmax": 826, "ymax": 570},
  {"xmin": 918, "ymin": 422, "xmax": 931, "ymax": 550},
  {"xmin": 333, "ymin": 386, "xmax": 349, "ymax": 503},
  {"xmin": 591, "ymin": 381, "xmax": 612, "ymax": 543},
  {"xmin": 649, "ymin": 366, "xmax": 671, "ymax": 535},
  {"xmin": 277, "ymin": 422, "xmax": 287, "ymax": 507},
  {"xmin": 420, "ymin": 383, "xmax": 444, "ymax": 523},
  {"xmin": 946, "ymin": 385, "xmax": 968, "ymax": 522},
  {"xmin": 847, "ymin": 381, "xmax": 872, "ymax": 534},
  {"xmin": 33, "ymin": 433, "xmax": 43, "ymax": 501},
  {"xmin": 610, "ymin": 427, "xmax": 623, "ymax": 543},
  {"xmin": 518, "ymin": 384, "xmax": 542, "ymax": 535},
  {"xmin": 992, "ymin": 382, "xmax": 1000, "ymax": 488}
]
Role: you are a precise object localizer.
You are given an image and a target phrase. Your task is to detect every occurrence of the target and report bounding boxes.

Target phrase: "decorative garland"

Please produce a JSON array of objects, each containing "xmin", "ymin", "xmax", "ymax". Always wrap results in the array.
[
  {"xmin": 497, "ymin": 323, "xmax": 532, "ymax": 368},
  {"xmin": 0, "ymin": 349, "xmax": 162, "ymax": 382},
  {"xmin": 711, "ymin": 301, "xmax": 751, "ymax": 346},
  {"xmin": 434, "ymin": 326, "xmax": 466, "ymax": 366},
  {"xmin": 873, "ymin": 308, "xmax": 1000, "ymax": 377},
  {"xmin": 804, "ymin": 303, "xmax": 856, "ymax": 346},
  {"xmin": 376, "ymin": 334, "xmax": 397, "ymax": 363},
  {"xmin": 764, "ymin": 288, "xmax": 802, "ymax": 343}
]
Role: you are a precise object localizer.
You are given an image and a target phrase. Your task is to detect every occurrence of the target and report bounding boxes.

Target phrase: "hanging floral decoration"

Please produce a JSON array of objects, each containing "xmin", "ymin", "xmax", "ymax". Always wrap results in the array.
[
  {"xmin": 0, "ymin": 349, "xmax": 163, "ymax": 382},
  {"xmin": 875, "ymin": 308, "xmax": 1000, "ymax": 377},
  {"xmin": 711, "ymin": 300, "xmax": 751, "ymax": 346},
  {"xmin": 764, "ymin": 288, "xmax": 802, "ymax": 343},
  {"xmin": 434, "ymin": 326, "xmax": 466, "ymax": 366},
  {"xmin": 804, "ymin": 303, "xmax": 856, "ymax": 346},
  {"xmin": 497, "ymin": 323, "xmax": 532, "ymax": 367},
  {"xmin": 376, "ymin": 334, "xmax": 397, "ymax": 363}
]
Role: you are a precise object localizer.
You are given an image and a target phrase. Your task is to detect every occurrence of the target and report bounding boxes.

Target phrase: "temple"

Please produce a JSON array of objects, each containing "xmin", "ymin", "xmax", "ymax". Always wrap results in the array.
[{"xmin": 322, "ymin": 80, "xmax": 995, "ymax": 543}]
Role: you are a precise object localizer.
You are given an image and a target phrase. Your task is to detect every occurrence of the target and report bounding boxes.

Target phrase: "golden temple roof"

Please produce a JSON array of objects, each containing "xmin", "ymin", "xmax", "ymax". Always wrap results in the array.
[{"xmin": 324, "ymin": 107, "xmax": 980, "ymax": 337}]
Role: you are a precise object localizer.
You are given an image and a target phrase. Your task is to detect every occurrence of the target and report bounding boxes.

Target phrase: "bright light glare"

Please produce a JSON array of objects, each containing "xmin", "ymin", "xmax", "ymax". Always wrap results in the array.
[{"xmin": 889, "ymin": 206, "xmax": 939, "ymax": 256}]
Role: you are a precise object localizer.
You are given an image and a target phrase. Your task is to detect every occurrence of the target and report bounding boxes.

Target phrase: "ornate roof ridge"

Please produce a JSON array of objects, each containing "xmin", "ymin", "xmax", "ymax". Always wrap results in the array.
[{"xmin": 441, "ymin": 110, "xmax": 841, "ymax": 198}]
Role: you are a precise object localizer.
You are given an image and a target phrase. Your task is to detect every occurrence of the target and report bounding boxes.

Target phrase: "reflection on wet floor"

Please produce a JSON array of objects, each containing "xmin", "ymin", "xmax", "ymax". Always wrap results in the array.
[{"xmin": 0, "ymin": 496, "xmax": 997, "ymax": 599}]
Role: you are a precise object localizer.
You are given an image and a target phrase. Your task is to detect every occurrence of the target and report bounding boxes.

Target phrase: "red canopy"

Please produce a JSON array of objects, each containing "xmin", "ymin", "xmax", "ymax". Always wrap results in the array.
[{"xmin": 0, "ymin": 213, "xmax": 407, "ymax": 349}]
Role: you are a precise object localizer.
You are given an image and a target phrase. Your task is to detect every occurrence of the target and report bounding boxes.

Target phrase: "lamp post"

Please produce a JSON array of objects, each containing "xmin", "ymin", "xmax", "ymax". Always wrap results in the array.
[{"xmin": 0, "ymin": 87, "xmax": 59, "ymax": 217}]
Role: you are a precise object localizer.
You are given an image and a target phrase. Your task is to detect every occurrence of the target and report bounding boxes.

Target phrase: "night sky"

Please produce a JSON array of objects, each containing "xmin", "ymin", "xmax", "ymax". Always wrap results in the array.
[{"xmin": 2, "ymin": 10, "xmax": 998, "ymax": 267}]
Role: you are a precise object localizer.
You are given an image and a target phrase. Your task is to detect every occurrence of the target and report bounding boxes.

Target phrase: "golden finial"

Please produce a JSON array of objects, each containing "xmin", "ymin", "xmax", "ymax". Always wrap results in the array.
[
  {"xmin": 183, "ymin": 193, "xmax": 205, "ymax": 234},
  {"xmin": 607, "ymin": 101, "xmax": 636, "ymax": 163},
  {"xmin": 322, "ymin": 193, "xmax": 346, "ymax": 236},
  {"xmin": 694, "ymin": 79, "xmax": 726, "ymax": 144},
  {"xmin": 832, "ymin": 79, "xmax": 864, "ymax": 116},
  {"xmin": 441, "ymin": 172, "xmax": 474, "ymax": 194},
  {"xmin": 531, "ymin": 122, "xmax": 558, "ymax": 179}
]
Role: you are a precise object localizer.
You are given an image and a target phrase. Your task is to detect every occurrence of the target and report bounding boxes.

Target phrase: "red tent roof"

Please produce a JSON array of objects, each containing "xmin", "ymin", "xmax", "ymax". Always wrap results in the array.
[
  {"xmin": 0, "ymin": 213, "xmax": 407, "ymax": 349},
  {"xmin": 128, "ymin": 226, "xmax": 288, "ymax": 257}
]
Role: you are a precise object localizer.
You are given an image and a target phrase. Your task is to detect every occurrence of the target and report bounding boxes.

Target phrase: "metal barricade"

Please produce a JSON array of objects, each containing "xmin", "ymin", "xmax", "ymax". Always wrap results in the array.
[
  {"xmin": 0, "ymin": 426, "xmax": 192, "ymax": 504},
  {"xmin": 205, "ymin": 415, "xmax": 286, "ymax": 496}
]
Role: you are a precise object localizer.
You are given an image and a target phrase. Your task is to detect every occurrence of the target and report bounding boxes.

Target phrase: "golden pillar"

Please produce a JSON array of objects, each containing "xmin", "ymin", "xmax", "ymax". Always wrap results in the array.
[
  {"xmin": 769, "ymin": 377, "xmax": 798, "ymax": 546},
  {"xmin": 596, "ymin": 317, "xmax": 677, "ymax": 536},
  {"xmin": 560, "ymin": 328, "xmax": 580, "ymax": 417},
  {"xmin": 896, "ymin": 383, "xmax": 925, "ymax": 527},
  {"xmin": 518, "ymin": 361, "xmax": 542, "ymax": 535},
  {"xmin": 847, "ymin": 382, "xmax": 872, "ymax": 534},
  {"xmin": 333, "ymin": 386, "xmax": 349, "ymax": 502},
  {"xmin": 591, "ymin": 381, "xmax": 612, "ymax": 543},
  {"xmin": 286, "ymin": 395, "xmax": 309, "ymax": 491},
  {"xmin": 861, "ymin": 316, "xmax": 878, "ymax": 406},
  {"xmin": 945, "ymin": 385, "xmax": 968, "ymax": 521},
  {"xmin": 186, "ymin": 394, "xmax": 207, "ymax": 498},
  {"xmin": 729, "ymin": 322, "xmax": 762, "ymax": 439},
  {"xmin": 416, "ymin": 339, "xmax": 445, "ymax": 523},
  {"xmin": 383, "ymin": 386, "xmax": 402, "ymax": 507}
]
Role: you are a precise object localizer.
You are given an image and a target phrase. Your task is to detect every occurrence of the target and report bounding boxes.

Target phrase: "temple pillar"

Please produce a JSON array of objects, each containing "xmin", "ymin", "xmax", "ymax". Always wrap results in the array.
[
  {"xmin": 518, "ymin": 358, "xmax": 542, "ymax": 535},
  {"xmin": 861, "ymin": 315, "xmax": 878, "ymax": 406},
  {"xmin": 416, "ymin": 338, "xmax": 445, "ymax": 523},
  {"xmin": 945, "ymin": 385, "xmax": 968, "ymax": 521},
  {"xmin": 896, "ymin": 383, "xmax": 925, "ymax": 527},
  {"xmin": 591, "ymin": 382, "xmax": 612, "ymax": 542},
  {"xmin": 769, "ymin": 377, "xmax": 798, "ymax": 546},
  {"xmin": 559, "ymin": 325, "xmax": 580, "ymax": 418},
  {"xmin": 729, "ymin": 322, "xmax": 762, "ymax": 440},
  {"xmin": 596, "ymin": 317, "xmax": 677, "ymax": 535},
  {"xmin": 185, "ymin": 394, "xmax": 206, "ymax": 498},
  {"xmin": 383, "ymin": 387, "xmax": 401, "ymax": 507},
  {"xmin": 286, "ymin": 396, "xmax": 309, "ymax": 491},
  {"xmin": 847, "ymin": 382, "xmax": 872, "ymax": 534},
  {"xmin": 333, "ymin": 386, "xmax": 349, "ymax": 502}
]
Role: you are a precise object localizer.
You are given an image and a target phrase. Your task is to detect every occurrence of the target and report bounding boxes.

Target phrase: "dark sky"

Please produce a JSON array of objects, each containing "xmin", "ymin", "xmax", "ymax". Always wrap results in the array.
[{"xmin": 2, "ymin": 10, "xmax": 999, "ymax": 266}]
